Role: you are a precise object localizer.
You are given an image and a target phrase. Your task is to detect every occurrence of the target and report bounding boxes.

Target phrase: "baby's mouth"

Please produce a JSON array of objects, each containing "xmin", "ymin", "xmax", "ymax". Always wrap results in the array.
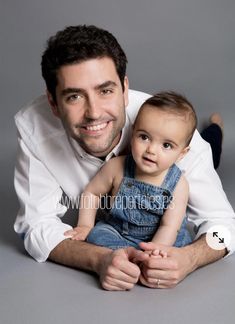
[{"xmin": 143, "ymin": 156, "xmax": 156, "ymax": 164}]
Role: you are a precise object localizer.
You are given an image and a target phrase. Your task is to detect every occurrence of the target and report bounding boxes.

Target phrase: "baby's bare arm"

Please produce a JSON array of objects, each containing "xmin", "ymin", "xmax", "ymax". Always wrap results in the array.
[
  {"xmin": 65, "ymin": 157, "xmax": 125, "ymax": 239},
  {"xmin": 151, "ymin": 175, "xmax": 189, "ymax": 246},
  {"xmin": 78, "ymin": 156, "xmax": 125, "ymax": 227}
]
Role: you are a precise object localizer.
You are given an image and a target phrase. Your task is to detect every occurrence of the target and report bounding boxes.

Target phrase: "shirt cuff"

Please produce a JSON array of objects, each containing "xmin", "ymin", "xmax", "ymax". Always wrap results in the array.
[
  {"xmin": 194, "ymin": 222, "xmax": 235, "ymax": 257},
  {"xmin": 24, "ymin": 221, "xmax": 73, "ymax": 262}
]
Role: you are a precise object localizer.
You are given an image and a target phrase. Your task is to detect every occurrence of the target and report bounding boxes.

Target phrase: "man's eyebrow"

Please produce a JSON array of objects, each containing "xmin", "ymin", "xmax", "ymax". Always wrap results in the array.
[
  {"xmin": 94, "ymin": 80, "xmax": 118, "ymax": 90},
  {"xmin": 60, "ymin": 81, "xmax": 118, "ymax": 96},
  {"xmin": 61, "ymin": 88, "xmax": 84, "ymax": 96}
]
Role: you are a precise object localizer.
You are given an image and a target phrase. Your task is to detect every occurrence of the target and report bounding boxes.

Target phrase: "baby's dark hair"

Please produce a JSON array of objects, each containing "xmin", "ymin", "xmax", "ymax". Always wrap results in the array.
[{"xmin": 138, "ymin": 91, "xmax": 197, "ymax": 145}]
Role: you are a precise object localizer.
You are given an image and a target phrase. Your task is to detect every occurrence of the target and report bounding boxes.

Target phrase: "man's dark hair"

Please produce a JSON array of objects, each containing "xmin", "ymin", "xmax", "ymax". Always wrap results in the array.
[
  {"xmin": 137, "ymin": 91, "xmax": 198, "ymax": 146},
  {"xmin": 41, "ymin": 25, "xmax": 128, "ymax": 101}
]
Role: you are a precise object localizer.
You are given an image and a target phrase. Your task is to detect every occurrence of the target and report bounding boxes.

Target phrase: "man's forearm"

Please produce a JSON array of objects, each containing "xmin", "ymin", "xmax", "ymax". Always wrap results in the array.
[
  {"xmin": 49, "ymin": 239, "xmax": 111, "ymax": 274},
  {"xmin": 184, "ymin": 234, "xmax": 227, "ymax": 273}
]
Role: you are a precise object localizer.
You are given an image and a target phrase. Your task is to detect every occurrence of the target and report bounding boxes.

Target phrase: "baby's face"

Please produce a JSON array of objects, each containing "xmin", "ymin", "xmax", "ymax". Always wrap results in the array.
[{"xmin": 131, "ymin": 105, "xmax": 190, "ymax": 177}]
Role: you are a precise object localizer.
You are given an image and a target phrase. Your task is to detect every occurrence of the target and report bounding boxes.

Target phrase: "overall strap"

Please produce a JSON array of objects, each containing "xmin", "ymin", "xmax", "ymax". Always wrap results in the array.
[
  {"xmin": 161, "ymin": 164, "xmax": 182, "ymax": 193},
  {"xmin": 124, "ymin": 154, "xmax": 136, "ymax": 178}
]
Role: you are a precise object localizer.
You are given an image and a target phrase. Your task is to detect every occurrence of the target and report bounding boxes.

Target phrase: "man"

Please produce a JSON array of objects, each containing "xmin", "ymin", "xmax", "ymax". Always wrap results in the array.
[{"xmin": 14, "ymin": 25, "xmax": 235, "ymax": 291}]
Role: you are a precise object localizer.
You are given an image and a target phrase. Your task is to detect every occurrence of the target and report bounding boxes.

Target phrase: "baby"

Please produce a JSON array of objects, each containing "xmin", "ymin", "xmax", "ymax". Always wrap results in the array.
[{"xmin": 64, "ymin": 91, "xmax": 197, "ymax": 257}]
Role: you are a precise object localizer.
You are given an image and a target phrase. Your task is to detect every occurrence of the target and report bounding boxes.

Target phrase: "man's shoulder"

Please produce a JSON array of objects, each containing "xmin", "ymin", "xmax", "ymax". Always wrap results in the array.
[
  {"xmin": 15, "ymin": 95, "xmax": 64, "ymax": 143},
  {"xmin": 177, "ymin": 129, "xmax": 213, "ymax": 175},
  {"xmin": 126, "ymin": 89, "xmax": 151, "ymax": 123}
]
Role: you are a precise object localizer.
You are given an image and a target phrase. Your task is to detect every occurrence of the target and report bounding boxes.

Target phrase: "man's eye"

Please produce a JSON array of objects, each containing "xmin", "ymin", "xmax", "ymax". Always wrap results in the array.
[
  {"xmin": 101, "ymin": 89, "xmax": 113, "ymax": 95},
  {"xmin": 163, "ymin": 142, "xmax": 172, "ymax": 149},
  {"xmin": 66, "ymin": 94, "xmax": 81, "ymax": 102},
  {"xmin": 139, "ymin": 134, "xmax": 149, "ymax": 141}
]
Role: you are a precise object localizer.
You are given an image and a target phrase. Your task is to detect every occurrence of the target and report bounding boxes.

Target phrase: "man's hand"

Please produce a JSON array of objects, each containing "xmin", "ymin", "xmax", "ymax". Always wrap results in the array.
[
  {"xmin": 64, "ymin": 226, "xmax": 92, "ymax": 241},
  {"xmin": 98, "ymin": 247, "xmax": 149, "ymax": 291},
  {"xmin": 49, "ymin": 240, "xmax": 148, "ymax": 291},
  {"xmin": 139, "ymin": 237, "xmax": 226, "ymax": 289},
  {"xmin": 138, "ymin": 242, "xmax": 195, "ymax": 289}
]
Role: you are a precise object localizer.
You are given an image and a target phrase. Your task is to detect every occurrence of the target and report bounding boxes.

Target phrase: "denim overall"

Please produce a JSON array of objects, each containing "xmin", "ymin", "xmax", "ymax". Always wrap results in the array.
[{"xmin": 87, "ymin": 154, "xmax": 192, "ymax": 249}]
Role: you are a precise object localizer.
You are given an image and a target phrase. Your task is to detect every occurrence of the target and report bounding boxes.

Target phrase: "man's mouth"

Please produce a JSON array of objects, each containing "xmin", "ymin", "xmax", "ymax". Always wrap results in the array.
[
  {"xmin": 83, "ymin": 122, "xmax": 108, "ymax": 131},
  {"xmin": 78, "ymin": 121, "xmax": 111, "ymax": 135}
]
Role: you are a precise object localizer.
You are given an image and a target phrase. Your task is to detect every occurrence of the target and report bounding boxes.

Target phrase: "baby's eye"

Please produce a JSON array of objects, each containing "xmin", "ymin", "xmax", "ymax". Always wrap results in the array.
[
  {"xmin": 139, "ymin": 134, "xmax": 149, "ymax": 141},
  {"xmin": 163, "ymin": 142, "xmax": 172, "ymax": 149}
]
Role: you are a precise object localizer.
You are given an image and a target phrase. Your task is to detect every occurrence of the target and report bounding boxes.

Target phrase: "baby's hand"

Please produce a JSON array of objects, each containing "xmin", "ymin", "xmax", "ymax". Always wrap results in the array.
[
  {"xmin": 64, "ymin": 226, "xmax": 92, "ymax": 241},
  {"xmin": 150, "ymin": 249, "xmax": 168, "ymax": 259}
]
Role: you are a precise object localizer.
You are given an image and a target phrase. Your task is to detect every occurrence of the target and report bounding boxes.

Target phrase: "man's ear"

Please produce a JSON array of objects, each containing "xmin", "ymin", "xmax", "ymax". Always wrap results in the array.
[
  {"xmin": 123, "ymin": 76, "xmax": 129, "ymax": 108},
  {"xmin": 47, "ymin": 90, "xmax": 60, "ymax": 118},
  {"xmin": 177, "ymin": 146, "xmax": 190, "ymax": 162}
]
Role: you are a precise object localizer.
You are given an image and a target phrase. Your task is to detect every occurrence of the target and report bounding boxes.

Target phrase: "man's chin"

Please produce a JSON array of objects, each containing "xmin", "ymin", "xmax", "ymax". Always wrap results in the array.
[
  {"xmin": 76, "ymin": 140, "xmax": 112, "ymax": 157},
  {"xmin": 84, "ymin": 146, "xmax": 111, "ymax": 157},
  {"xmin": 71, "ymin": 128, "xmax": 121, "ymax": 157}
]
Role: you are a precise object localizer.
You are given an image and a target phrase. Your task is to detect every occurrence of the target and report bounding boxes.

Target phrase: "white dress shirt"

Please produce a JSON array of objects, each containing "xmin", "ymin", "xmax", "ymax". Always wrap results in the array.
[{"xmin": 14, "ymin": 89, "xmax": 235, "ymax": 262}]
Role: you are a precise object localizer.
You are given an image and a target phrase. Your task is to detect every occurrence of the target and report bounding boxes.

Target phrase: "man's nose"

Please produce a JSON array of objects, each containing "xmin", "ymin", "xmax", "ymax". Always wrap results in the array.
[{"xmin": 84, "ymin": 96, "xmax": 102, "ymax": 119}]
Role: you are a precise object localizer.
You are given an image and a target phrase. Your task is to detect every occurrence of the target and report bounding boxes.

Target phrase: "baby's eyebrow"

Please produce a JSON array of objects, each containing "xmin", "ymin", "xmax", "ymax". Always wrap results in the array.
[
  {"xmin": 136, "ymin": 129, "xmax": 149, "ymax": 134},
  {"xmin": 164, "ymin": 139, "xmax": 178, "ymax": 146}
]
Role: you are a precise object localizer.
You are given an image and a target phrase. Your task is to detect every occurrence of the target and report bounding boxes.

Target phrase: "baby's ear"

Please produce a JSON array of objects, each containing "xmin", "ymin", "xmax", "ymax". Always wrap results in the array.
[{"xmin": 177, "ymin": 146, "xmax": 190, "ymax": 162}]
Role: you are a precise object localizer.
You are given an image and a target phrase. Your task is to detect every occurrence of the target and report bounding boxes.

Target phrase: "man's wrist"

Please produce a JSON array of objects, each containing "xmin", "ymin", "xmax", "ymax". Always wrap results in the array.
[
  {"xmin": 49, "ymin": 239, "xmax": 112, "ymax": 274},
  {"xmin": 181, "ymin": 243, "xmax": 198, "ymax": 274},
  {"xmin": 92, "ymin": 246, "xmax": 113, "ymax": 275},
  {"xmin": 181, "ymin": 234, "xmax": 227, "ymax": 273}
]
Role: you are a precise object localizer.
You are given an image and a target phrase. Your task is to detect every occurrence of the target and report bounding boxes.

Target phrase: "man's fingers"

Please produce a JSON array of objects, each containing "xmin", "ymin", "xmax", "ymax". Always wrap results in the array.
[
  {"xmin": 126, "ymin": 247, "xmax": 149, "ymax": 263},
  {"xmin": 139, "ymin": 241, "xmax": 171, "ymax": 253},
  {"xmin": 99, "ymin": 247, "xmax": 151, "ymax": 291},
  {"xmin": 112, "ymin": 250, "xmax": 141, "ymax": 279},
  {"xmin": 99, "ymin": 249, "xmax": 144, "ymax": 291},
  {"xmin": 139, "ymin": 274, "xmax": 173, "ymax": 289},
  {"xmin": 142, "ymin": 254, "xmax": 177, "ymax": 271},
  {"xmin": 102, "ymin": 277, "xmax": 135, "ymax": 291},
  {"xmin": 141, "ymin": 267, "xmax": 173, "ymax": 281}
]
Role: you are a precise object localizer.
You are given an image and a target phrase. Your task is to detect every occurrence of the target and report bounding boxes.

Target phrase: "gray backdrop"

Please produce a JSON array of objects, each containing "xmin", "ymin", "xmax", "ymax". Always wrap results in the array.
[{"xmin": 0, "ymin": 1, "xmax": 234, "ymax": 323}]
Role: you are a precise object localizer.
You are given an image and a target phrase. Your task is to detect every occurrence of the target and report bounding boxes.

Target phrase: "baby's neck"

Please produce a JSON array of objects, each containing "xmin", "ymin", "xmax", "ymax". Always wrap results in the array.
[{"xmin": 135, "ymin": 168, "xmax": 169, "ymax": 187}]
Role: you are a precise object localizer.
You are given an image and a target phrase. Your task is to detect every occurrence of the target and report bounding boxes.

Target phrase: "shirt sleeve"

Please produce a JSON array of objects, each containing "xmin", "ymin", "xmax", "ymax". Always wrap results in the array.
[
  {"xmin": 185, "ymin": 138, "xmax": 235, "ymax": 256},
  {"xmin": 14, "ymin": 134, "xmax": 73, "ymax": 262}
]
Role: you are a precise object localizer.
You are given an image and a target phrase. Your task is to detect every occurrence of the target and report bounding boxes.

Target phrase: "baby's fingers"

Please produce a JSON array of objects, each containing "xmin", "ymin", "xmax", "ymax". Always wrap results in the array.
[
  {"xmin": 71, "ymin": 233, "xmax": 86, "ymax": 241},
  {"xmin": 64, "ymin": 229, "xmax": 77, "ymax": 237}
]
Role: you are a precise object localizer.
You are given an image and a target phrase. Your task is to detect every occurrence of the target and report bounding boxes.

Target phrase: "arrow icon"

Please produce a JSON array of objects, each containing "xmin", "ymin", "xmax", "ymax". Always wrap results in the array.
[
  {"xmin": 213, "ymin": 232, "xmax": 224, "ymax": 244},
  {"xmin": 206, "ymin": 226, "xmax": 231, "ymax": 250}
]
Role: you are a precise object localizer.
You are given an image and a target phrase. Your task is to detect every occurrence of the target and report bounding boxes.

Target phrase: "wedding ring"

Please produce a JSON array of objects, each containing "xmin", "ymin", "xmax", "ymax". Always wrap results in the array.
[{"xmin": 157, "ymin": 279, "xmax": 161, "ymax": 287}]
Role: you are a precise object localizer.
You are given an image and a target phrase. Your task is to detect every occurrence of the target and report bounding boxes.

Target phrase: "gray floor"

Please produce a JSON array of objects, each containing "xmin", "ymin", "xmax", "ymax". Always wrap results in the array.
[{"xmin": 1, "ymin": 246, "xmax": 235, "ymax": 324}]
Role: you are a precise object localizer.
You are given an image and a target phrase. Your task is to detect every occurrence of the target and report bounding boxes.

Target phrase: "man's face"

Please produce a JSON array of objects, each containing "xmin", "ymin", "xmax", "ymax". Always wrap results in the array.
[{"xmin": 48, "ymin": 57, "xmax": 129, "ymax": 157}]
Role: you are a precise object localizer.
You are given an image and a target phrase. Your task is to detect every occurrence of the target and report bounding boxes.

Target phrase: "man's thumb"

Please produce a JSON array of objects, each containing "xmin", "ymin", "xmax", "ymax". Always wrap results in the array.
[{"xmin": 125, "ymin": 247, "xmax": 148, "ymax": 262}]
